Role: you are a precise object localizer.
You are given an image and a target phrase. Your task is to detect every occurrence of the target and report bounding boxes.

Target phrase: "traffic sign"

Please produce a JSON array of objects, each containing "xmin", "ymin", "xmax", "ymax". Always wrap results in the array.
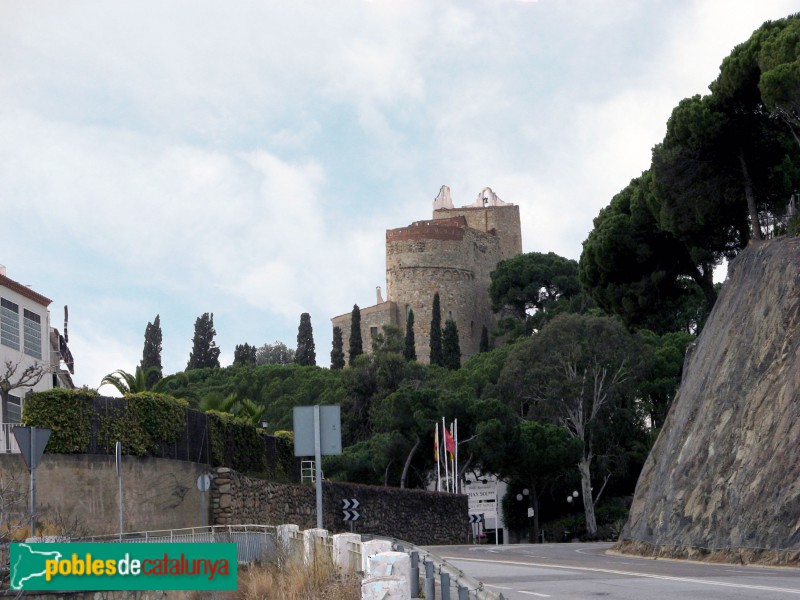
[
  {"xmin": 341, "ymin": 498, "xmax": 360, "ymax": 510},
  {"xmin": 12, "ymin": 427, "xmax": 51, "ymax": 470},
  {"xmin": 343, "ymin": 509, "xmax": 361, "ymax": 522},
  {"xmin": 197, "ymin": 474, "xmax": 211, "ymax": 492},
  {"xmin": 469, "ymin": 514, "xmax": 485, "ymax": 524}
]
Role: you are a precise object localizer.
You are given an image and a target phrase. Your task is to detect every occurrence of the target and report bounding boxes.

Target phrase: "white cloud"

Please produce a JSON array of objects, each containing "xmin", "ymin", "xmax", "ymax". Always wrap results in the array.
[{"xmin": 1, "ymin": 0, "xmax": 797, "ymax": 385}]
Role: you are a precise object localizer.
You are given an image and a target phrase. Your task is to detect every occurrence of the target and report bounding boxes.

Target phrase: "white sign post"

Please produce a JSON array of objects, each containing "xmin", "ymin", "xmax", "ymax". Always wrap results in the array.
[
  {"xmin": 116, "ymin": 441, "xmax": 123, "ymax": 540},
  {"xmin": 12, "ymin": 426, "xmax": 51, "ymax": 539},
  {"xmin": 293, "ymin": 406, "xmax": 342, "ymax": 529},
  {"xmin": 197, "ymin": 474, "xmax": 211, "ymax": 527}
]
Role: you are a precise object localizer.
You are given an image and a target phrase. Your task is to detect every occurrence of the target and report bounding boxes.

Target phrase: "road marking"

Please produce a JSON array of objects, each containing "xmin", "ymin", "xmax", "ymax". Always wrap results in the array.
[
  {"xmin": 441, "ymin": 556, "xmax": 800, "ymax": 595},
  {"xmin": 519, "ymin": 592, "xmax": 551, "ymax": 597}
]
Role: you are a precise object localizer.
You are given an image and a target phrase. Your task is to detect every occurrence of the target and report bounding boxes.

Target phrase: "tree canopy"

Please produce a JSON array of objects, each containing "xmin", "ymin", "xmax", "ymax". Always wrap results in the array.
[
  {"xmin": 256, "ymin": 341, "xmax": 295, "ymax": 365},
  {"xmin": 295, "ymin": 313, "xmax": 316, "ymax": 366},
  {"xmin": 140, "ymin": 315, "xmax": 163, "ymax": 388},
  {"xmin": 498, "ymin": 313, "xmax": 644, "ymax": 537},
  {"xmin": 233, "ymin": 343, "xmax": 257, "ymax": 365},
  {"xmin": 187, "ymin": 313, "xmax": 220, "ymax": 370},
  {"xmin": 349, "ymin": 305, "xmax": 363, "ymax": 364},
  {"xmin": 330, "ymin": 326, "xmax": 345, "ymax": 370}
]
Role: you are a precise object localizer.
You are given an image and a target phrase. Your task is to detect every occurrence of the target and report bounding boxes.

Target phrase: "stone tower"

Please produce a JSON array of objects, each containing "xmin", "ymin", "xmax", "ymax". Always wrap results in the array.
[{"xmin": 332, "ymin": 186, "xmax": 522, "ymax": 365}]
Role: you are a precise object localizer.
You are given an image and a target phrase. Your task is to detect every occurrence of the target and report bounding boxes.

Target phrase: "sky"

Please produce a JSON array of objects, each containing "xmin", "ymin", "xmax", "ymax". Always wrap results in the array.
[{"xmin": 1, "ymin": 0, "xmax": 796, "ymax": 394}]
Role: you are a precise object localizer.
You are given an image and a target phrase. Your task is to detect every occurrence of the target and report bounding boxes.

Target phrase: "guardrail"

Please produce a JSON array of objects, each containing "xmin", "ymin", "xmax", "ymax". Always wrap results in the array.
[
  {"xmin": 76, "ymin": 524, "xmax": 277, "ymax": 564},
  {"xmin": 63, "ymin": 525, "xmax": 500, "ymax": 598},
  {"xmin": 363, "ymin": 534, "xmax": 505, "ymax": 600}
]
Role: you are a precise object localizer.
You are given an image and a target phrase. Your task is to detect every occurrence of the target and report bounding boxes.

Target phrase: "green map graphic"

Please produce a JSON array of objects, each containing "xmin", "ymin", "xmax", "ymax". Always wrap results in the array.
[{"xmin": 10, "ymin": 543, "xmax": 63, "ymax": 590}]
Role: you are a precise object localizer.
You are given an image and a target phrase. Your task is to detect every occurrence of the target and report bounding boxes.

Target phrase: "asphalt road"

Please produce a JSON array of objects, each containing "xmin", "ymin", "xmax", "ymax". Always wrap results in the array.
[{"xmin": 430, "ymin": 542, "xmax": 800, "ymax": 600}]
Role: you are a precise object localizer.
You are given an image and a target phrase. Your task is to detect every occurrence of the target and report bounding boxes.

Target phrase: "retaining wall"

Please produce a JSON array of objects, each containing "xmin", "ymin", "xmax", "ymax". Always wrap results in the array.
[{"xmin": 211, "ymin": 468, "xmax": 470, "ymax": 545}]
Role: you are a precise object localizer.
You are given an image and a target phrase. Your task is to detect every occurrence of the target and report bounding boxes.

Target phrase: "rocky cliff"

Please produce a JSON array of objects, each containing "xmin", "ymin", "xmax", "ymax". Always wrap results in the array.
[{"xmin": 618, "ymin": 236, "xmax": 800, "ymax": 562}]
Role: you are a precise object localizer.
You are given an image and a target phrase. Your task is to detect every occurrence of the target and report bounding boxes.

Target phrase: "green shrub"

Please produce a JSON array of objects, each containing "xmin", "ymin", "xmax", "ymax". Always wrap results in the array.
[{"xmin": 22, "ymin": 388, "xmax": 96, "ymax": 453}]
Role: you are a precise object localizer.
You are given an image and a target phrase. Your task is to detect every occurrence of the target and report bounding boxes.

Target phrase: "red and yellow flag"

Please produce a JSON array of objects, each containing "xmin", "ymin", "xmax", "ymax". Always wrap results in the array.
[
  {"xmin": 434, "ymin": 424, "xmax": 439, "ymax": 463},
  {"xmin": 444, "ymin": 426, "xmax": 455, "ymax": 458}
]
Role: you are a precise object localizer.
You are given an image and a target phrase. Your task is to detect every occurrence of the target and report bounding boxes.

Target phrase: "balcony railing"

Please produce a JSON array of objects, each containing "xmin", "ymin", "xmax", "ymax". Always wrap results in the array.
[{"xmin": 0, "ymin": 423, "xmax": 21, "ymax": 454}]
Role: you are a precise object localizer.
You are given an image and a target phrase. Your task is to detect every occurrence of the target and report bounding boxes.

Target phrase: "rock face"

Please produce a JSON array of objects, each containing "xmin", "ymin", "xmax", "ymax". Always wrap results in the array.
[{"xmin": 621, "ymin": 237, "xmax": 800, "ymax": 553}]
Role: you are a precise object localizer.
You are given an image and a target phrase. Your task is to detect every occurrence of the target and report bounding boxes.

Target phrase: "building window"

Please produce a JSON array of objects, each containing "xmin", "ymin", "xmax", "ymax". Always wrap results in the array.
[
  {"xmin": 0, "ymin": 298, "xmax": 20, "ymax": 350},
  {"xmin": 370, "ymin": 326, "xmax": 378, "ymax": 337},
  {"xmin": 5, "ymin": 394, "xmax": 21, "ymax": 424},
  {"xmin": 23, "ymin": 308, "xmax": 42, "ymax": 359}
]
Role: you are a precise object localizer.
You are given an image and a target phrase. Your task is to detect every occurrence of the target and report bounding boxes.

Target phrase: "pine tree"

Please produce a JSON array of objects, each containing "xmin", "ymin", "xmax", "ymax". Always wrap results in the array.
[
  {"xmin": 442, "ymin": 319, "xmax": 461, "ymax": 370},
  {"xmin": 330, "ymin": 326, "xmax": 345, "ymax": 370},
  {"xmin": 187, "ymin": 312, "xmax": 221, "ymax": 370},
  {"xmin": 403, "ymin": 309, "xmax": 417, "ymax": 361},
  {"xmin": 349, "ymin": 304, "xmax": 363, "ymax": 364},
  {"xmin": 429, "ymin": 293, "xmax": 444, "ymax": 366},
  {"xmin": 140, "ymin": 314, "xmax": 163, "ymax": 388},
  {"xmin": 479, "ymin": 325, "xmax": 490, "ymax": 353},
  {"xmin": 233, "ymin": 343, "xmax": 257, "ymax": 365},
  {"xmin": 295, "ymin": 312, "xmax": 316, "ymax": 366}
]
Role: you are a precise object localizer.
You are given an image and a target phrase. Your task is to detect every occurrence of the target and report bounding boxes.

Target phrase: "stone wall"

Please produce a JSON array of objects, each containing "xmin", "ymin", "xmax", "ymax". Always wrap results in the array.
[
  {"xmin": 619, "ymin": 237, "xmax": 800, "ymax": 554},
  {"xmin": 433, "ymin": 204, "xmax": 522, "ymax": 261},
  {"xmin": 0, "ymin": 454, "xmax": 208, "ymax": 537},
  {"xmin": 331, "ymin": 301, "xmax": 400, "ymax": 367},
  {"xmin": 210, "ymin": 468, "xmax": 470, "ymax": 545},
  {"xmin": 386, "ymin": 226, "xmax": 500, "ymax": 361}
]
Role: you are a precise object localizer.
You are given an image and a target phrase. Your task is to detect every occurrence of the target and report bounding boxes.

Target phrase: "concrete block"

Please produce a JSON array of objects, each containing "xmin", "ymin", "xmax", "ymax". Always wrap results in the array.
[
  {"xmin": 332, "ymin": 532, "xmax": 362, "ymax": 573},
  {"xmin": 361, "ymin": 575, "xmax": 411, "ymax": 600},
  {"xmin": 361, "ymin": 538, "xmax": 393, "ymax": 572}
]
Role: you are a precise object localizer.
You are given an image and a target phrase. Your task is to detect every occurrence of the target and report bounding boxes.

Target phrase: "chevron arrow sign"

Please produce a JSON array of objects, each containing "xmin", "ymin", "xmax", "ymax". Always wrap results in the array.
[
  {"xmin": 343, "ymin": 509, "xmax": 361, "ymax": 521},
  {"xmin": 341, "ymin": 498, "xmax": 360, "ymax": 510},
  {"xmin": 469, "ymin": 514, "xmax": 485, "ymax": 524}
]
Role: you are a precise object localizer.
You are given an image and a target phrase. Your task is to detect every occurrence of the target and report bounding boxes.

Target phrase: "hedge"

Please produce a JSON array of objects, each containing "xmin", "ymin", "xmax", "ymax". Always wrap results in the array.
[{"xmin": 21, "ymin": 389, "xmax": 297, "ymax": 480}]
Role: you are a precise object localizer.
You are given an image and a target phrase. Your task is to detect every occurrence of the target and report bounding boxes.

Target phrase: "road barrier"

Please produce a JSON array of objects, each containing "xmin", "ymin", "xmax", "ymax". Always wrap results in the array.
[{"xmin": 71, "ymin": 524, "xmax": 502, "ymax": 598}]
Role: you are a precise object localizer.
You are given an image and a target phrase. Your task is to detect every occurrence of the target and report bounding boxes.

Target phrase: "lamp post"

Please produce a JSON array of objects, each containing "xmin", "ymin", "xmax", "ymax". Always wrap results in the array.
[
  {"xmin": 515, "ymin": 488, "xmax": 536, "ymax": 543},
  {"xmin": 564, "ymin": 490, "xmax": 579, "ymax": 542}
]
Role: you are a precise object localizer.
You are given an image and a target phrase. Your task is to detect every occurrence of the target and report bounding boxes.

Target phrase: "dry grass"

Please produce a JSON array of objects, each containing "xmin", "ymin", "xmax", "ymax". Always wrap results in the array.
[{"xmin": 236, "ymin": 552, "xmax": 361, "ymax": 600}]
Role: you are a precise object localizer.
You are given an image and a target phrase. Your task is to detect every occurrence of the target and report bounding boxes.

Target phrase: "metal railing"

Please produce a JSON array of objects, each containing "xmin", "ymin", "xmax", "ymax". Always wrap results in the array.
[
  {"xmin": 75, "ymin": 524, "xmax": 278, "ymax": 564},
  {"xmin": 363, "ymin": 534, "xmax": 505, "ymax": 600},
  {"xmin": 0, "ymin": 423, "xmax": 21, "ymax": 454}
]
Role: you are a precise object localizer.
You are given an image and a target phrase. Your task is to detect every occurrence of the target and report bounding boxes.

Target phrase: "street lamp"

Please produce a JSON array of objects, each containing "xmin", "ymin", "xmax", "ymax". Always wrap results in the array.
[{"xmin": 566, "ymin": 490, "xmax": 578, "ymax": 504}]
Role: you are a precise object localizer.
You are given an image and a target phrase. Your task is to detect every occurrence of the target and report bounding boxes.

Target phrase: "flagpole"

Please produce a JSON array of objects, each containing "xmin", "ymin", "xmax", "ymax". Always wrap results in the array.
[
  {"xmin": 435, "ymin": 423, "xmax": 441, "ymax": 492},
  {"xmin": 450, "ymin": 421, "xmax": 456, "ymax": 494},
  {"xmin": 454, "ymin": 418, "xmax": 459, "ymax": 494},
  {"xmin": 442, "ymin": 417, "xmax": 450, "ymax": 493}
]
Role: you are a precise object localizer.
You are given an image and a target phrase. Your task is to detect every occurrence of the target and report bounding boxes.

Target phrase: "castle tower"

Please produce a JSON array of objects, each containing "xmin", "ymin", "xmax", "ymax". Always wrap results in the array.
[{"xmin": 332, "ymin": 186, "xmax": 522, "ymax": 365}]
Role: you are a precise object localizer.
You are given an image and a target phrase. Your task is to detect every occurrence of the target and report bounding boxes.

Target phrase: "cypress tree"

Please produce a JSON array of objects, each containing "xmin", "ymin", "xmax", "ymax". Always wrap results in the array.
[
  {"xmin": 233, "ymin": 343, "xmax": 257, "ymax": 365},
  {"xmin": 187, "ymin": 312, "xmax": 221, "ymax": 370},
  {"xmin": 479, "ymin": 325, "xmax": 490, "ymax": 353},
  {"xmin": 330, "ymin": 326, "xmax": 345, "ymax": 370},
  {"xmin": 403, "ymin": 309, "xmax": 417, "ymax": 361},
  {"xmin": 140, "ymin": 314, "xmax": 163, "ymax": 388},
  {"xmin": 442, "ymin": 319, "xmax": 461, "ymax": 369},
  {"xmin": 430, "ymin": 293, "xmax": 444, "ymax": 366},
  {"xmin": 349, "ymin": 304, "xmax": 363, "ymax": 364},
  {"xmin": 295, "ymin": 312, "xmax": 316, "ymax": 366}
]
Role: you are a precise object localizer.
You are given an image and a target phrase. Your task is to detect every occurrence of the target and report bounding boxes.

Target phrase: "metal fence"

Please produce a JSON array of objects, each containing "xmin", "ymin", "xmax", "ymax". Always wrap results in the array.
[
  {"xmin": 76, "ymin": 524, "xmax": 278, "ymax": 565},
  {"xmin": 0, "ymin": 423, "xmax": 21, "ymax": 454}
]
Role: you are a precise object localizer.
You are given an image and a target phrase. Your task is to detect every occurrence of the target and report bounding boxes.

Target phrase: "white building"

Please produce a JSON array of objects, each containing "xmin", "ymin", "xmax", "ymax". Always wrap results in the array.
[{"xmin": 0, "ymin": 265, "xmax": 74, "ymax": 452}]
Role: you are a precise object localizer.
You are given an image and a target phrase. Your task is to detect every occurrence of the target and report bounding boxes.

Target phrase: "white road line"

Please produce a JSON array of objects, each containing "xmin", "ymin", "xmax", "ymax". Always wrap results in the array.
[
  {"xmin": 441, "ymin": 556, "xmax": 800, "ymax": 595},
  {"xmin": 486, "ymin": 585, "xmax": 514, "ymax": 589},
  {"xmin": 518, "ymin": 592, "xmax": 551, "ymax": 597}
]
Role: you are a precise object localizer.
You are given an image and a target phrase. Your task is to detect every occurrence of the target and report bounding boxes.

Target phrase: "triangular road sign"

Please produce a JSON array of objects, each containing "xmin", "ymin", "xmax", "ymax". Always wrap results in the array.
[{"xmin": 12, "ymin": 427, "xmax": 51, "ymax": 470}]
